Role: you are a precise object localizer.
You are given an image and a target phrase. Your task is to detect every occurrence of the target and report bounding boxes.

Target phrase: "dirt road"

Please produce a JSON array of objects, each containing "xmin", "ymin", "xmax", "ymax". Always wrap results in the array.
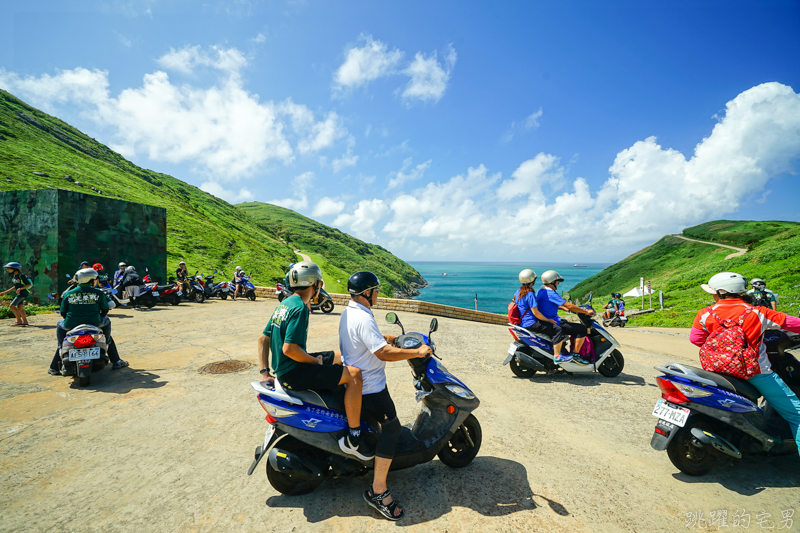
[
  {"xmin": 1, "ymin": 301, "xmax": 797, "ymax": 532},
  {"xmin": 670, "ymin": 234, "xmax": 747, "ymax": 260}
]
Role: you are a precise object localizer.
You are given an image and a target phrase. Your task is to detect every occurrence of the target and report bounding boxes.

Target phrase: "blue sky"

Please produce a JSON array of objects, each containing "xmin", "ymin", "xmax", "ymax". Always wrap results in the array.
[{"xmin": 2, "ymin": 0, "xmax": 799, "ymax": 262}]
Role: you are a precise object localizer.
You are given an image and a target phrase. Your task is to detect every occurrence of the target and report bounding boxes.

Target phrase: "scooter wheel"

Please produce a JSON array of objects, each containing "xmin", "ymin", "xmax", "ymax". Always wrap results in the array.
[
  {"xmin": 248, "ymin": 291, "xmax": 256, "ymax": 301},
  {"xmin": 266, "ymin": 436, "xmax": 325, "ymax": 495},
  {"xmin": 170, "ymin": 296, "xmax": 180, "ymax": 306},
  {"xmin": 510, "ymin": 357, "xmax": 537, "ymax": 378},
  {"xmin": 666, "ymin": 418, "xmax": 715, "ymax": 476},
  {"xmin": 438, "ymin": 414, "xmax": 482, "ymax": 468},
  {"xmin": 598, "ymin": 349, "xmax": 624, "ymax": 377},
  {"xmin": 277, "ymin": 293, "xmax": 284, "ymax": 302},
  {"xmin": 220, "ymin": 293, "xmax": 228, "ymax": 300},
  {"xmin": 78, "ymin": 376, "xmax": 90, "ymax": 387},
  {"xmin": 194, "ymin": 292, "xmax": 205, "ymax": 303},
  {"xmin": 320, "ymin": 301, "xmax": 334, "ymax": 313}
]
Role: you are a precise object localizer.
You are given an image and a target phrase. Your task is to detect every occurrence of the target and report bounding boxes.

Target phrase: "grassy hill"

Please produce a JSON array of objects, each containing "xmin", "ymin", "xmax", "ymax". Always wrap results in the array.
[
  {"xmin": 0, "ymin": 89, "xmax": 424, "ymax": 293},
  {"xmin": 237, "ymin": 202, "xmax": 425, "ymax": 297},
  {"xmin": 569, "ymin": 220, "xmax": 800, "ymax": 327}
]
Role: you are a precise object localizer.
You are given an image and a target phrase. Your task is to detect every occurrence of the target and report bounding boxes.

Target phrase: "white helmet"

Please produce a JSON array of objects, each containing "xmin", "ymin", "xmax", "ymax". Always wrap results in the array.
[
  {"xmin": 235, "ymin": 266, "xmax": 242, "ymax": 271},
  {"xmin": 75, "ymin": 268, "xmax": 98, "ymax": 284},
  {"xmin": 519, "ymin": 269, "xmax": 537, "ymax": 284},
  {"xmin": 701, "ymin": 272, "xmax": 747, "ymax": 295},
  {"xmin": 118, "ymin": 262, "xmax": 127, "ymax": 268},
  {"xmin": 125, "ymin": 266, "xmax": 137, "ymax": 273},
  {"xmin": 541, "ymin": 270, "xmax": 564, "ymax": 285},
  {"xmin": 179, "ymin": 261, "xmax": 186, "ymax": 266},
  {"xmin": 288, "ymin": 261, "xmax": 323, "ymax": 288},
  {"xmin": 750, "ymin": 278, "xmax": 766, "ymax": 288}
]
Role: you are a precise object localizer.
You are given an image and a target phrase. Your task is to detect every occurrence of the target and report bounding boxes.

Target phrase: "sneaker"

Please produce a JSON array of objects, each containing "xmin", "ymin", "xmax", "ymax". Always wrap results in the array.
[
  {"xmin": 112, "ymin": 360, "xmax": 129, "ymax": 369},
  {"xmin": 47, "ymin": 368, "xmax": 60, "ymax": 376},
  {"xmin": 338, "ymin": 435, "xmax": 375, "ymax": 461},
  {"xmin": 554, "ymin": 353, "xmax": 573, "ymax": 364},
  {"xmin": 571, "ymin": 354, "xmax": 591, "ymax": 365}
]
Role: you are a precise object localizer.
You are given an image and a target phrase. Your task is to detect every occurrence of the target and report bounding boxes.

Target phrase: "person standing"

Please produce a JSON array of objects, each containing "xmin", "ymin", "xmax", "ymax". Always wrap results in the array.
[
  {"xmin": 2, "ymin": 262, "xmax": 32, "ymax": 327},
  {"xmin": 691, "ymin": 272, "xmax": 800, "ymax": 456},
  {"xmin": 233, "ymin": 266, "xmax": 244, "ymax": 300},
  {"xmin": 339, "ymin": 271, "xmax": 431, "ymax": 521},
  {"xmin": 113, "ymin": 262, "xmax": 127, "ymax": 288}
]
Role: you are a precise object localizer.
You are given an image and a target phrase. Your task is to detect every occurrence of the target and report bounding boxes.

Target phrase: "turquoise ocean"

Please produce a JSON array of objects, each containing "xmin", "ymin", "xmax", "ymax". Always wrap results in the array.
[{"xmin": 408, "ymin": 262, "xmax": 609, "ymax": 315}]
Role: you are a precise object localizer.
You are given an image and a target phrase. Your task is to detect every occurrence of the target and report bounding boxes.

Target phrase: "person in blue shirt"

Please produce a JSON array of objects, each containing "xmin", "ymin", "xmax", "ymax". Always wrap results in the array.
[
  {"xmin": 514, "ymin": 269, "xmax": 551, "ymax": 329},
  {"xmin": 530, "ymin": 270, "xmax": 595, "ymax": 363}
]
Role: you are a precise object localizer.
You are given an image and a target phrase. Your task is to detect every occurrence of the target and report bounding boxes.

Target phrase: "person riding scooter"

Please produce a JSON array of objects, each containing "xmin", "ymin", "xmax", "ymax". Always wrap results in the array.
[
  {"xmin": 747, "ymin": 278, "xmax": 778, "ymax": 310},
  {"xmin": 233, "ymin": 266, "xmax": 244, "ymax": 300},
  {"xmin": 340, "ymin": 271, "xmax": 431, "ymax": 521},
  {"xmin": 691, "ymin": 272, "xmax": 800, "ymax": 457},
  {"xmin": 48, "ymin": 268, "xmax": 128, "ymax": 375},
  {"xmin": 603, "ymin": 293, "xmax": 625, "ymax": 320}
]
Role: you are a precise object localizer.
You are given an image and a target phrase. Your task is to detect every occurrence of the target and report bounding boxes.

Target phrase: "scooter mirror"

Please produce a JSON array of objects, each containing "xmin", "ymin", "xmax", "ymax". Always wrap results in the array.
[
  {"xmin": 587, "ymin": 292, "xmax": 593, "ymax": 303},
  {"xmin": 385, "ymin": 312, "xmax": 398, "ymax": 324},
  {"xmin": 429, "ymin": 318, "xmax": 438, "ymax": 333},
  {"xmin": 65, "ymin": 274, "xmax": 71, "ymax": 278}
]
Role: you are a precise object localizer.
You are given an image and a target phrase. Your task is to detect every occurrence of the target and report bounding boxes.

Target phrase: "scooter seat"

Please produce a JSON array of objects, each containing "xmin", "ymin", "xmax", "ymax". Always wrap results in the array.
[
  {"xmin": 285, "ymin": 385, "xmax": 347, "ymax": 412},
  {"xmin": 681, "ymin": 365, "xmax": 761, "ymax": 402},
  {"xmin": 156, "ymin": 284, "xmax": 175, "ymax": 291}
]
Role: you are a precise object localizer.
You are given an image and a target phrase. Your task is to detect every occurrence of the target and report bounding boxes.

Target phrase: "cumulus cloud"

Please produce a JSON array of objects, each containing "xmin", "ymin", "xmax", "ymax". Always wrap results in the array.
[
  {"xmin": 334, "ymin": 199, "xmax": 387, "ymax": 240},
  {"xmin": 201, "ymin": 181, "xmax": 254, "ymax": 203},
  {"xmin": 333, "ymin": 34, "xmax": 403, "ymax": 91},
  {"xmin": 0, "ymin": 46, "xmax": 350, "ymax": 181},
  {"xmin": 268, "ymin": 171, "xmax": 314, "ymax": 211},
  {"xmin": 400, "ymin": 44, "xmax": 457, "ymax": 104},
  {"xmin": 332, "ymin": 148, "xmax": 359, "ymax": 173},
  {"xmin": 370, "ymin": 83, "xmax": 800, "ymax": 259},
  {"xmin": 387, "ymin": 157, "xmax": 432, "ymax": 189},
  {"xmin": 312, "ymin": 197, "xmax": 345, "ymax": 217}
]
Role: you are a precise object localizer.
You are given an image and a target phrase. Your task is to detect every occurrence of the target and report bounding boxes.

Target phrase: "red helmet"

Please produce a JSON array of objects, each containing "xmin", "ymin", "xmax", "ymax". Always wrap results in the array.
[{"xmin": 92, "ymin": 263, "xmax": 103, "ymax": 271}]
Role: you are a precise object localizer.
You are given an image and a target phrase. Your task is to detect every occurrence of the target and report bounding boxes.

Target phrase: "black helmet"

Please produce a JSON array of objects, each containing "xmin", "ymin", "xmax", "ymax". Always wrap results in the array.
[
  {"xmin": 613, "ymin": 292, "xmax": 622, "ymax": 298},
  {"xmin": 348, "ymin": 271, "xmax": 380, "ymax": 296}
]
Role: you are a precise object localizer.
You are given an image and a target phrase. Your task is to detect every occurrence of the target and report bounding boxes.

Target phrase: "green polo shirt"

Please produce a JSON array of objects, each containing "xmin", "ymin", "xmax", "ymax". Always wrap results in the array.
[
  {"xmin": 61, "ymin": 284, "xmax": 109, "ymax": 329},
  {"xmin": 263, "ymin": 295, "xmax": 309, "ymax": 377}
]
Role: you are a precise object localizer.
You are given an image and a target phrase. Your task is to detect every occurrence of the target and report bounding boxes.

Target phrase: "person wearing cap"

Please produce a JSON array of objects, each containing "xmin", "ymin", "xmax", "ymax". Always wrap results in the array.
[
  {"xmin": 532, "ymin": 270, "xmax": 595, "ymax": 364},
  {"xmin": 2, "ymin": 261, "xmax": 32, "ymax": 326},
  {"xmin": 176, "ymin": 261, "xmax": 189, "ymax": 294},
  {"xmin": 113, "ymin": 262, "xmax": 127, "ymax": 288},
  {"xmin": 747, "ymin": 278, "xmax": 778, "ymax": 310},
  {"xmin": 514, "ymin": 269, "xmax": 550, "ymax": 330},
  {"xmin": 260, "ymin": 261, "xmax": 367, "ymax": 456},
  {"xmin": 691, "ymin": 272, "xmax": 800, "ymax": 457},
  {"xmin": 232, "ymin": 266, "xmax": 244, "ymax": 301},
  {"xmin": 339, "ymin": 271, "xmax": 431, "ymax": 521},
  {"xmin": 48, "ymin": 267, "xmax": 128, "ymax": 375}
]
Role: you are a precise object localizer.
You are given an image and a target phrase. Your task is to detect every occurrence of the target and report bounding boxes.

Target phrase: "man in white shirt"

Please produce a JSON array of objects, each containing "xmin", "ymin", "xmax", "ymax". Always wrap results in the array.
[{"xmin": 338, "ymin": 271, "xmax": 431, "ymax": 521}]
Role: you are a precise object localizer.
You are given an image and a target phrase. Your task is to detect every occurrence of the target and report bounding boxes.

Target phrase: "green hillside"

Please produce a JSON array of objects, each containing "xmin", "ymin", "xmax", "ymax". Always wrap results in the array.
[
  {"xmin": 0, "ymin": 89, "xmax": 424, "ymax": 293},
  {"xmin": 569, "ymin": 220, "xmax": 800, "ymax": 327},
  {"xmin": 237, "ymin": 202, "xmax": 426, "ymax": 297}
]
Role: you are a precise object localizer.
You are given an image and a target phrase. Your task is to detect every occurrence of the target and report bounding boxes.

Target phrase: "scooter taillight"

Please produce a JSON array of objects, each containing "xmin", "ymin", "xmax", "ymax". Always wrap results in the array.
[
  {"xmin": 656, "ymin": 377, "xmax": 689, "ymax": 404},
  {"xmin": 508, "ymin": 328, "xmax": 519, "ymax": 341},
  {"xmin": 265, "ymin": 413, "xmax": 277, "ymax": 424},
  {"xmin": 74, "ymin": 335, "xmax": 96, "ymax": 348}
]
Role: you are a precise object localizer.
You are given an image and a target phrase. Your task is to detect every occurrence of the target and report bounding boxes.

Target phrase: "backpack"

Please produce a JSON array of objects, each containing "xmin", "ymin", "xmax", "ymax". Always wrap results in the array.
[
  {"xmin": 508, "ymin": 294, "xmax": 532, "ymax": 325},
  {"xmin": 698, "ymin": 306, "xmax": 761, "ymax": 379}
]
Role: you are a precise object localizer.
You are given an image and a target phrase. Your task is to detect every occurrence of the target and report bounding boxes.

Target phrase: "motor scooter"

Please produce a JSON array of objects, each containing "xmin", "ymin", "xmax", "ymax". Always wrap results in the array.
[
  {"xmin": 183, "ymin": 271, "xmax": 206, "ymax": 303},
  {"xmin": 503, "ymin": 296, "xmax": 625, "ymax": 378},
  {"xmin": 247, "ymin": 313, "xmax": 481, "ymax": 495},
  {"xmin": 603, "ymin": 308, "xmax": 628, "ymax": 328},
  {"xmin": 276, "ymin": 282, "xmax": 334, "ymax": 313},
  {"xmin": 59, "ymin": 324, "xmax": 110, "ymax": 387},
  {"xmin": 208, "ymin": 271, "xmax": 231, "ymax": 299},
  {"xmin": 649, "ymin": 329, "xmax": 800, "ymax": 475},
  {"xmin": 235, "ymin": 273, "xmax": 257, "ymax": 301}
]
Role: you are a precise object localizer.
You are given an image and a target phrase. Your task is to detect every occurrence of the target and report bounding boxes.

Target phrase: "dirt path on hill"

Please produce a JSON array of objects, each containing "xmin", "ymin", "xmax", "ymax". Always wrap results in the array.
[
  {"xmin": 671, "ymin": 234, "xmax": 747, "ymax": 259},
  {"xmin": 294, "ymin": 250, "xmax": 312, "ymax": 262},
  {"xmin": 1, "ymin": 303, "xmax": 797, "ymax": 533}
]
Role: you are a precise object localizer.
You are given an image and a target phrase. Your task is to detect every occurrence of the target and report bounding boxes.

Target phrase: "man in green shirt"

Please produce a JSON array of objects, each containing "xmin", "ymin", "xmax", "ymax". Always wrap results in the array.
[
  {"xmin": 602, "ymin": 293, "xmax": 625, "ymax": 320},
  {"xmin": 259, "ymin": 261, "xmax": 372, "ymax": 460},
  {"xmin": 49, "ymin": 268, "xmax": 128, "ymax": 376}
]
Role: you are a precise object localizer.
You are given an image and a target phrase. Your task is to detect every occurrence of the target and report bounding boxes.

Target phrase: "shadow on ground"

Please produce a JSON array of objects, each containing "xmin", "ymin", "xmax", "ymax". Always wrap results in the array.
[
  {"xmin": 516, "ymin": 371, "xmax": 647, "ymax": 387},
  {"xmin": 266, "ymin": 456, "xmax": 564, "ymax": 526},
  {"xmin": 671, "ymin": 455, "xmax": 800, "ymax": 495},
  {"xmin": 68, "ymin": 367, "xmax": 168, "ymax": 393}
]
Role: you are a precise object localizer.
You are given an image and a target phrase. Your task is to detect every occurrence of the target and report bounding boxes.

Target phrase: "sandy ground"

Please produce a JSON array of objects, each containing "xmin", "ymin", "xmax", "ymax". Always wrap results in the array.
[{"xmin": 1, "ymin": 299, "xmax": 798, "ymax": 533}]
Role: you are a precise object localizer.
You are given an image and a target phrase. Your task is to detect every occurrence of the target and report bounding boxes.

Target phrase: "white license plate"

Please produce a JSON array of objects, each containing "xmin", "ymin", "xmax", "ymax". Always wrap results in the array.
[
  {"xmin": 652, "ymin": 399, "xmax": 690, "ymax": 427},
  {"xmin": 152, "ymin": 291, "xmax": 159, "ymax": 296},
  {"xmin": 177, "ymin": 291, "xmax": 183, "ymax": 296},
  {"xmin": 508, "ymin": 343, "xmax": 518, "ymax": 356},
  {"xmin": 68, "ymin": 348, "xmax": 101, "ymax": 361}
]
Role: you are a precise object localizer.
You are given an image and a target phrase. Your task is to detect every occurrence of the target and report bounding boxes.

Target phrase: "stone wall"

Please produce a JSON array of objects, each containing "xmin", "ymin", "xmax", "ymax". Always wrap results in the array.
[{"xmin": 253, "ymin": 286, "xmax": 508, "ymax": 326}]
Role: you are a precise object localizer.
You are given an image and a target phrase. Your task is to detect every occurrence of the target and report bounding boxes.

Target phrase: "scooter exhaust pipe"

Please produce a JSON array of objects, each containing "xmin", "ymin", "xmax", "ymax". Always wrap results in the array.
[
  {"xmin": 515, "ymin": 350, "xmax": 547, "ymax": 372},
  {"xmin": 690, "ymin": 428, "xmax": 742, "ymax": 459},
  {"xmin": 268, "ymin": 448, "xmax": 324, "ymax": 481}
]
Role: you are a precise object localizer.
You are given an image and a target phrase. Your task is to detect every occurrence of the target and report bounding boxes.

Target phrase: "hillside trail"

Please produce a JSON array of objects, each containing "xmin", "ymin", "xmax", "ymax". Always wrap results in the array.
[
  {"xmin": 294, "ymin": 249, "xmax": 312, "ymax": 262},
  {"xmin": 670, "ymin": 234, "xmax": 747, "ymax": 259}
]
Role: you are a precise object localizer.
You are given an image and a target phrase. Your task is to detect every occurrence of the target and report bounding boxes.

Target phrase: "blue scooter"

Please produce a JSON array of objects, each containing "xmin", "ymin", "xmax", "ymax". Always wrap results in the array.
[
  {"xmin": 247, "ymin": 313, "xmax": 482, "ymax": 495},
  {"xmin": 650, "ymin": 329, "xmax": 800, "ymax": 475},
  {"xmin": 234, "ymin": 273, "xmax": 257, "ymax": 301}
]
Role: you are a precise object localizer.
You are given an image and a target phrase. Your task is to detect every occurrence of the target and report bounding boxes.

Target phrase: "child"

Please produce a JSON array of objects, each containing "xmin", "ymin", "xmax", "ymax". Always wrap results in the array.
[{"xmin": 2, "ymin": 262, "xmax": 32, "ymax": 326}]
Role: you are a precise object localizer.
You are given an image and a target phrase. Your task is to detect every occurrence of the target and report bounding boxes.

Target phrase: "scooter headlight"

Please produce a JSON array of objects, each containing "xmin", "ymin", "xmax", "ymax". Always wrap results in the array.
[{"xmin": 445, "ymin": 384, "xmax": 475, "ymax": 400}]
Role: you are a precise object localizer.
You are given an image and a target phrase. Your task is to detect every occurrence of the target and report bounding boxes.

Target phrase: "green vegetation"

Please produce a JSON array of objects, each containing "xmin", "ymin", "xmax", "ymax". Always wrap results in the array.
[
  {"xmin": 0, "ymin": 89, "xmax": 424, "ymax": 294},
  {"xmin": 570, "ymin": 221, "xmax": 800, "ymax": 327},
  {"xmin": 0, "ymin": 303, "xmax": 58, "ymax": 320},
  {"xmin": 238, "ymin": 203, "xmax": 425, "ymax": 297}
]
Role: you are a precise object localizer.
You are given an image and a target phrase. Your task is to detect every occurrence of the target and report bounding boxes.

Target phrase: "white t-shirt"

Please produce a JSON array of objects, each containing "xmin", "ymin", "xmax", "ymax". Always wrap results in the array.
[{"xmin": 339, "ymin": 300, "xmax": 388, "ymax": 395}]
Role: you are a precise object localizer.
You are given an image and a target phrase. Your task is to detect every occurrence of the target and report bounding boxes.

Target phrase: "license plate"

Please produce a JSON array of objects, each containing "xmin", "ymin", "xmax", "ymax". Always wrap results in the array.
[
  {"xmin": 152, "ymin": 291, "xmax": 159, "ymax": 296},
  {"xmin": 68, "ymin": 348, "xmax": 101, "ymax": 361},
  {"xmin": 508, "ymin": 343, "xmax": 518, "ymax": 356},
  {"xmin": 652, "ymin": 399, "xmax": 690, "ymax": 427},
  {"xmin": 177, "ymin": 291, "xmax": 183, "ymax": 296}
]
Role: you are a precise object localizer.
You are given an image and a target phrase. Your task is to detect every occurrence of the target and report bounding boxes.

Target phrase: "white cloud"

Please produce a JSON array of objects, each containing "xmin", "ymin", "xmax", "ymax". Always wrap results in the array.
[
  {"xmin": 312, "ymin": 197, "xmax": 345, "ymax": 217},
  {"xmin": 387, "ymin": 157, "xmax": 432, "ymax": 189},
  {"xmin": 268, "ymin": 171, "xmax": 314, "ymax": 211},
  {"xmin": 333, "ymin": 199, "xmax": 387, "ymax": 240},
  {"xmin": 251, "ymin": 33, "xmax": 266, "ymax": 43},
  {"xmin": 400, "ymin": 43, "xmax": 457, "ymax": 104},
  {"xmin": 497, "ymin": 153, "xmax": 565, "ymax": 201},
  {"xmin": 332, "ymin": 148, "xmax": 359, "ymax": 173},
  {"xmin": 501, "ymin": 108, "xmax": 544, "ymax": 143},
  {"xmin": 0, "ymin": 46, "xmax": 350, "ymax": 182},
  {"xmin": 524, "ymin": 108, "xmax": 543, "ymax": 130},
  {"xmin": 333, "ymin": 34, "xmax": 404, "ymax": 91},
  {"xmin": 200, "ymin": 181, "xmax": 254, "ymax": 203},
  {"xmin": 115, "ymin": 31, "xmax": 132, "ymax": 48}
]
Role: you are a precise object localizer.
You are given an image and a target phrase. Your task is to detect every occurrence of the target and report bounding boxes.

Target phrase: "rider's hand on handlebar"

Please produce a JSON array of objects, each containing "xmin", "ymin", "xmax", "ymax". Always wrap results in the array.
[
  {"xmin": 417, "ymin": 345, "xmax": 433, "ymax": 358},
  {"xmin": 315, "ymin": 354, "xmax": 324, "ymax": 365}
]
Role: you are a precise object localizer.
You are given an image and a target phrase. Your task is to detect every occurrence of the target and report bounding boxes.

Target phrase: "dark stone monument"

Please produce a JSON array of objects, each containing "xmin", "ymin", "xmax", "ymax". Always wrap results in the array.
[{"xmin": 0, "ymin": 189, "xmax": 166, "ymax": 303}]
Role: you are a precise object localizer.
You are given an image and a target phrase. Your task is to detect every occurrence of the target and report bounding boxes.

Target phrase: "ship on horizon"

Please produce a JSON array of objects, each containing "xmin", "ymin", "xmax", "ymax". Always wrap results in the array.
[{"xmin": 574, "ymin": 264, "xmax": 587, "ymax": 268}]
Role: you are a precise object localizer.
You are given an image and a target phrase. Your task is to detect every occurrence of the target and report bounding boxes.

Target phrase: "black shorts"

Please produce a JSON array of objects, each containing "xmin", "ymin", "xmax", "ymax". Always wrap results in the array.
[
  {"xmin": 277, "ymin": 351, "xmax": 341, "ymax": 392},
  {"xmin": 526, "ymin": 320, "xmax": 587, "ymax": 345},
  {"xmin": 362, "ymin": 387, "xmax": 397, "ymax": 423}
]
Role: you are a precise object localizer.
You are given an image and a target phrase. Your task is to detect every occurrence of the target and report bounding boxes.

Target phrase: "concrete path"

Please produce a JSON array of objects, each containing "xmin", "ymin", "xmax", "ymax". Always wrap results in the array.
[
  {"xmin": 294, "ymin": 249, "xmax": 312, "ymax": 262},
  {"xmin": 671, "ymin": 234, "xmax": 747, "ymax": 259}
]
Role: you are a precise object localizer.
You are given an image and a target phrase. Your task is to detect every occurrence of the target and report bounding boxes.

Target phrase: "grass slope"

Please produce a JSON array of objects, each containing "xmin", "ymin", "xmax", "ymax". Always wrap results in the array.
[
  {"xmin": 569, "ymin": 221, "xmax": 800, "ymax": 327},
  {"xmin": 237, "ymin": 202, "xmax": 426, "ymax": 297},
  {"xmin": 0, "ymin": 90, "xmax": 424, "ymax": 292}
]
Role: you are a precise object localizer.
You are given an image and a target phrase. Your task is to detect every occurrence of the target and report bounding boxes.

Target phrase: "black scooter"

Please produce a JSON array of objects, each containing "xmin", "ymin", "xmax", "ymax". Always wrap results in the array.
[
  {"xmin": 276, "ymin": 282, "xmax": 335, "ymax": 313},
  {"xmin": 247, "ymin": 313, "xmax": 481, "ymax": 495}
]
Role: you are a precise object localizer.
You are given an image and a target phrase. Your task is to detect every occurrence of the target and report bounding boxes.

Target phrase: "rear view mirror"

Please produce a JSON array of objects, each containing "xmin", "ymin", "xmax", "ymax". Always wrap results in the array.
[
  {"xmin": 587, "ymin": 292, "xmax": 593, "ymax": 303},
  {"xmin": 386, "ymin": 312, "xmax": 398, "ymax": 324},
  {"xmin": 65, "ymin": 274, "xmax": 71, "ymax": 278},
  {"xmin": 429, "ymin": 318, "xmax": 438, "ymax": 334}
]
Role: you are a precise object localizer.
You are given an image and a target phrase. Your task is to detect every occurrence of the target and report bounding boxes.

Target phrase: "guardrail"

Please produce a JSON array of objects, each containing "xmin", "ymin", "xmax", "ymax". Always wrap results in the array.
[{"xmin": 254, "ymin": 286, "xmax": 508, "ymax": 326}]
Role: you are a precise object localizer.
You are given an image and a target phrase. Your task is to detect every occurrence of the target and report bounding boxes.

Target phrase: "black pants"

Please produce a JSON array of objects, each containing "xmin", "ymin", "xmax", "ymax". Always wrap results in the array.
[
  {"xmin": 526, "ymin": 319, "xmax": 588, "ymax": 347},
  {"xmin": 362, "ymin": 388, "xmax": 400, "ymax": 459},
  {"xmin": 51, "ymin": 320, "xmax": 120, "ymax": 370}
]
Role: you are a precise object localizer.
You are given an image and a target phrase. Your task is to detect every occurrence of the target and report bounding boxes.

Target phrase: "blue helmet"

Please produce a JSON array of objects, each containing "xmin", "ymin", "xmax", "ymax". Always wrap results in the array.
[{"xmin": 4, "ymin": 262, "xmax": 22, "ymax": 270}]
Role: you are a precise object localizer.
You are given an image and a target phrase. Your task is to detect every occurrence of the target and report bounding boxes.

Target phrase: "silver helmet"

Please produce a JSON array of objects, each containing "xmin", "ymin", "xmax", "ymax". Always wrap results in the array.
[
  {"xmin": 288, "ymin": 261, "xmax": 323, "ymax": 288},
  {"xmin": 518, "ymin": 269, "xmax": 537, "ymax": 284},
  {"xmin": 701, "ymin": 272, "xmax": 747, "ymax": 295},
  {"xmin": 75, "ymin": 267, "xmax": 98, "ymax": 284},
  {"xmin": 541, "ymin": 270, "xmax": 564, "ymax": 285}
]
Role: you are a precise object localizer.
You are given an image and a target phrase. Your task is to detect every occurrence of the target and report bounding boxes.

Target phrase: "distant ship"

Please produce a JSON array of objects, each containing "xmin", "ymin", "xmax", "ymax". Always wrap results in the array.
[{"xmin": 574, "ymin": 264, "xmax": 587, "ymax": 268}]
